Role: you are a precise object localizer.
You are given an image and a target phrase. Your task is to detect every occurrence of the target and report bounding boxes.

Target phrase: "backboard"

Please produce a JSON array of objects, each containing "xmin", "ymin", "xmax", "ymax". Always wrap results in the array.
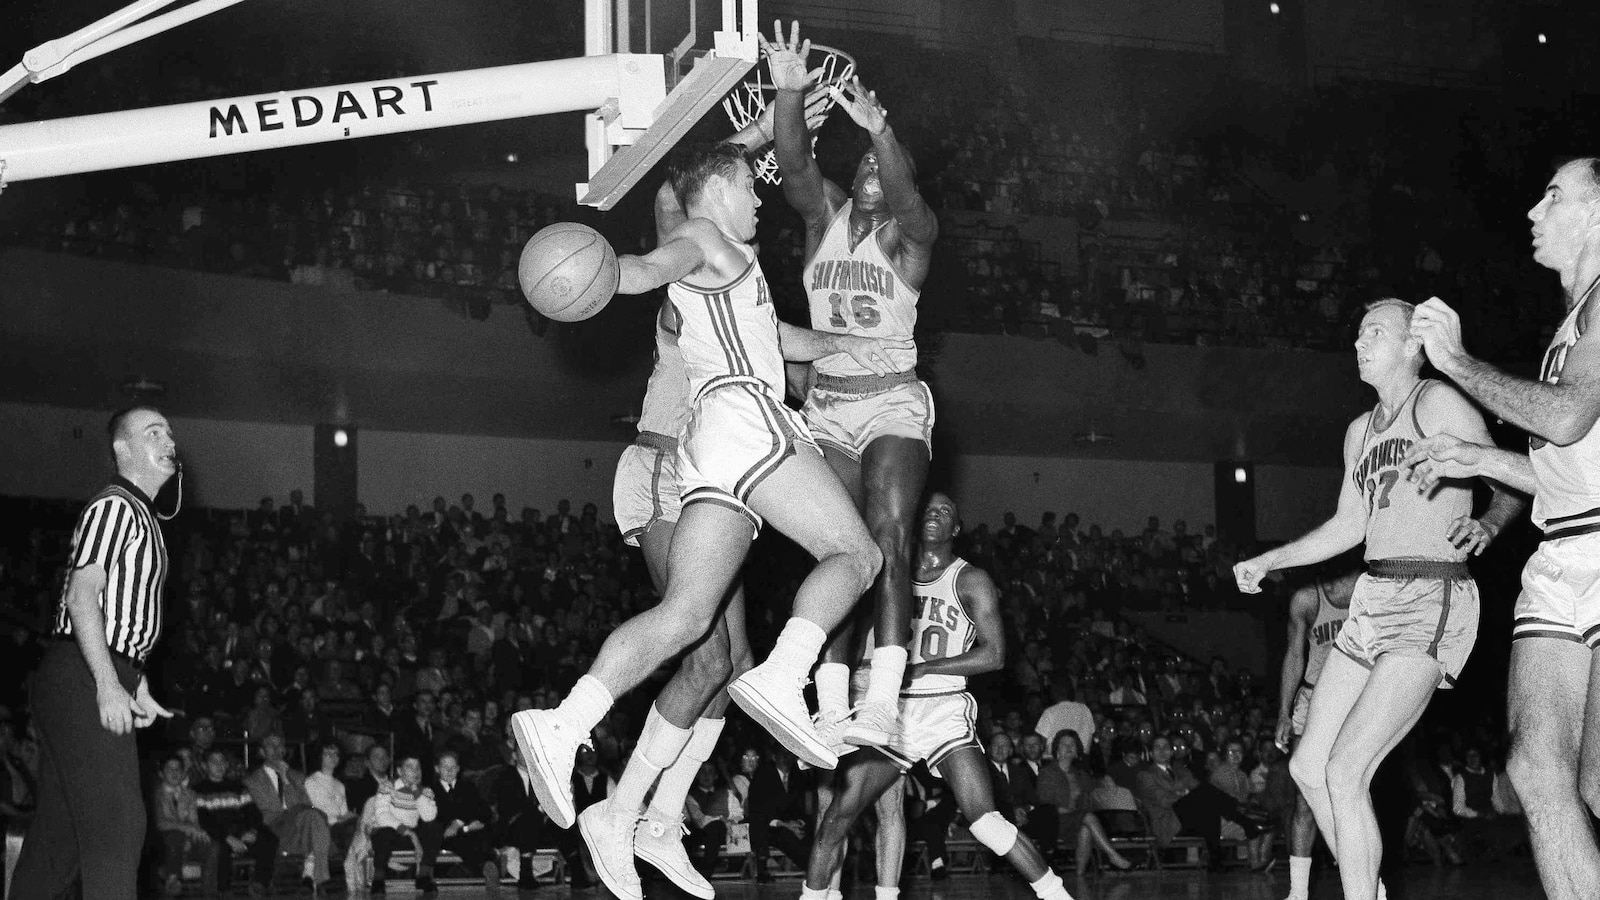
[{"xmin": 577, "ymin": 0, "xmax": 760, "ymax": 210}]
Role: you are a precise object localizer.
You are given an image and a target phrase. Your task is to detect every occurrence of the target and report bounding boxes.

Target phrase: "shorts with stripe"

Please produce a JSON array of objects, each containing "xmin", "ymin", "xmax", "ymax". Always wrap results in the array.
[
  {"xmin": 849, "ymin": 671, "xmax": 979, "ymax": 776},
  {"xmin": 1334, "ymin": 570, "xmax": 1478, "ymax": 689},
  {"xmin": 613, "ymin": 436, "xmax": 682, "ymax": 548},
  {"xmin": 801, "ymin": 375, "xmax": 935, "ymax": 461},
  {"xmin": 1513, "ymin": 530, "xmax": 1600, "ymax": 648},
  {"xmin": 677, "ymin": 377, "xmax": 818, "ymax": 536},
  {"xmin": 1290, "ymin": 683, "xmax": 1314, "ymax": 737}
]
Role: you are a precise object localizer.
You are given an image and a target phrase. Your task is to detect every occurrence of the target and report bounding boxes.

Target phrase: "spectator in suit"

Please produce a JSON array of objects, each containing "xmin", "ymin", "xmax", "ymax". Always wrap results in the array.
[
  {"xmin": 442, "ymin": 707, "xmax": 502, "ymax": 774},
  {"xmin": 153, "ymin": 754, "xmax": 218, "ymax": 896},
  {"xmin": 369, "ymin": 755, "xmax": 439, "ymax": 894},
  {"xmin": 986, "ymin": 732, "xmax": 1023, "ymax": 820},
  {"xmin": 491, "ymin": 735, "xmax": 549, "ymax": 892},
  {"xmin": 344, "ymin": 743, "xmax": 392, "ymax": 818},
  {"xmin": 1134, "ymin": 735, "xmax": 1255, "ymax": 870},
  {"xmin": 185, "ymin": 716, "xmax": 220, "ymax": 784},
  {"xmin": 1107, "ymin": 739, "xmax": 1146, "ymax": 790},
  {"xmin": 194, "ymin": 748, "xmax": 277, "ymax": 898},
  {"xmin": 1011, "ymin": 733, "xmax": 1055, "ymax": 854},
  {"xmin": 278, "ymin": 489, "xmax": 315, "ymax": 537},
  {"xmin": 363, "ymin": 682, "xmax": 401, "ymax": 738},
  {"xmin": 1037, "ymin": 731, "xmax": 1131, "ymax": 875},
  {"xmin": 746, "ymin": 747, "xmax": 812, "ymax": 882},
  {"xmin": 420, "ymin": 749, "xmax": 499, "ymax": 891},
  {"xmin": 244, "ymin": 733, "xmax": 334, "ymax": 888},
  {"xmin": 394, "ymin": 690, "xmax": 441, "ymax": 774}
]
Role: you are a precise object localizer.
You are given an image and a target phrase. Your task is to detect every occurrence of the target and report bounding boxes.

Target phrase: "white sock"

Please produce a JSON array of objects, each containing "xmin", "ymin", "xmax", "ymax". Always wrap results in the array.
[
  {"xmin": 1288, "ymin": 855, "xmax": 1312, "ymax": 899},
  {"xmin": 799, "ymin": 886, "xmax": 830, "ymax": 900},
  {"xmin": 765, "ymin": 618, "xmax": 828, "ymax": 680},
  {"xmin": 1030, "ymin": 870, "xmax": 1071, "ymax": 900},
  {"xmin": 302, "ymin": 855, "xmax": 316, "ymax": 878},
  {"xmin": 865, "ymin": 645, "xmax": 908, "ymax": 708},
  {"xmin": 554, "ymin": 674, "xmax": 615, "ymax": 735},
  {"xmin": 875, "ymin": 886, "xmax": 901, "ymax": 900},
  {"xmin": 827, "ymin": 891, "xmax": 844, "ymax": 900},
  {"xmin": 611, "ymin": 703, "xmax": 691, "ymax": 817},
  {"xmin": 816, "ymin": 662, "xmax": 852, "ymax": 716},
  {"xmin": 648, "ymin": 717, "xmax": 725, "ymax": 821}
]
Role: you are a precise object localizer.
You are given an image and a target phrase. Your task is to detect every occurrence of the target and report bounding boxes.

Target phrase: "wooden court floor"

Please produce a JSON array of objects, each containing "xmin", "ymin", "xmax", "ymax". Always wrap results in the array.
[{"xmin": 236, "ymin": 863, "xmax": 1551, "ymax": 900}]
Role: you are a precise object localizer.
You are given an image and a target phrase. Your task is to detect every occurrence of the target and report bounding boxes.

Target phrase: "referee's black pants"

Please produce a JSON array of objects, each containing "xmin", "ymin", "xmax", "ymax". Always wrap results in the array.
[{"xmin": 11, "ymin": 641, "xmax": 146, "ymax": 900}]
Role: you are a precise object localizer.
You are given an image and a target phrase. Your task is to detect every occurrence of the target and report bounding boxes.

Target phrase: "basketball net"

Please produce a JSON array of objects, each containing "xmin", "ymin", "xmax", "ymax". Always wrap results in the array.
[{"xmin": 720, "ymin": 45, "xmax": 856, "ymax": 185}]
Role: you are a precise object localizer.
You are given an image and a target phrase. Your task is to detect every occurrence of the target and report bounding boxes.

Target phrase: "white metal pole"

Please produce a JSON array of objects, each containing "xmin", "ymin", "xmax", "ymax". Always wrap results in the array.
[
  {"xmin": 0, "ymin": 56, "xmax": 632, "ymax": 183},
  {"xmin": 30, "ymin": 0, "xmax": 255, "ymax": 83}
]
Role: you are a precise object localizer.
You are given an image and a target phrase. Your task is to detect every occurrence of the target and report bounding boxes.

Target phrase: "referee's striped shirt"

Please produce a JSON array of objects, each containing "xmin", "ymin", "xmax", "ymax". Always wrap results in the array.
[{"xmin": 53, "ymin": 475, "xmax": 169, "ymax": 664}]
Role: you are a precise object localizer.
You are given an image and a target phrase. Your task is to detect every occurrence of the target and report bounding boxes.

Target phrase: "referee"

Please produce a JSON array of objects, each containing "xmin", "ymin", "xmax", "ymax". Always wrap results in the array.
[{"xmin": 11, "ymin": 406, "xmax": 179, "ymax": 900}]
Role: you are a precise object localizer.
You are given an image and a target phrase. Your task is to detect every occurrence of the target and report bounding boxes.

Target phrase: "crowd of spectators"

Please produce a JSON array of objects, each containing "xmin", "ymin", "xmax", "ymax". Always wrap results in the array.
[{"xmin": 0, "ymin": 485, "xmax": 1524, "ymax": 893}]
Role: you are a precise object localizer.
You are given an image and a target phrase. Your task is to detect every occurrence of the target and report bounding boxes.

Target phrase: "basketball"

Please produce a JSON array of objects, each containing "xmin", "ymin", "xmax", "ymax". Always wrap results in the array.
[{"xmin": 518, "ymin": 223, "xmax": 620, "ymax": 322}]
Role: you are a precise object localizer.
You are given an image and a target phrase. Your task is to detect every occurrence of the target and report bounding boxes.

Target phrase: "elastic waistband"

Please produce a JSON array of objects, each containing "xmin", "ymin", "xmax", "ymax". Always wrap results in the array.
[
  {"xmin": 695, "ymin": 374, "xmax": 771, "ymax": 401},
  {"xmin": 633, "ymin": 431, "xmax": 677, "ymax": 453},
  {"xmin": 53, "ymin": 635, "xmax": 145, "ymax": 672},
  {"xmin": 1542, "ymin": 522, "xmax": 1600, "ymax": 543},
  {"xmin": 813, "ymin": 369, "xmax": 919, "ymax": 395},
  {"xmin": 1365, "ymin": 558, "xmax": 1470, "ymax": 580}
]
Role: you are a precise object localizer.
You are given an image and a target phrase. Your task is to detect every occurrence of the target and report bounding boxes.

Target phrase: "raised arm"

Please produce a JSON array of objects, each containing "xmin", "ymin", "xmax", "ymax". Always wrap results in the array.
[
  {"xmin": 760, "ymin": 22, "xmax": 838, "ymax": 224},
  {"xmin": 1235, "ymin": 419, "xmax": 1369, "ymax": 592},
  {"xmin": 1412, "ymin": 294, "xmax": 1600, "ymax": 446},
  {"xmin": 775, "ymin": 320, "xmax": 911, "ymax": 375},
  {"xmin": 907, "ymin": 565, "xmax": 1005, "ymax": 680},
  {"xmin": 831, "ymin": 77, "xmax": 938, "ymax": 248}
]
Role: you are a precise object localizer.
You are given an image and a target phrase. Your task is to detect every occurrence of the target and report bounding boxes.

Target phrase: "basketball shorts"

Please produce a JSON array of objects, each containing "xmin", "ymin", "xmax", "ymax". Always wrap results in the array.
[
  {"xmin": 1334, "ymin": 570, "xmax": 1478, "ymax": 689},
  {"xmin": 677, "ymin": 378, "xmax": 818, "ymax": 536},
  {"xmin": 1290, "ymin": 683, "xmax": 1314, "ymax": 737},
  {"xmin": 613, "ymin": 434, "xmax": 682, "ymax": 547},
  {"xmin": 801, "ymin": 372, "xmax": 934, "ymax": 461},
  {"xmin": 849, "ymin": 672, "xmax": 980, "ymax": 776},
  {"xmin": 1513, "ymin": 531, "xmax": 1600, "ymax": 648}
]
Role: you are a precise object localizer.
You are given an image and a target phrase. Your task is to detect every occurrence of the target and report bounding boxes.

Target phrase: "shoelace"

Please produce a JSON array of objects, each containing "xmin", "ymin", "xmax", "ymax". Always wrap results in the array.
[{"xmin": 811, "ymin": 704, "xmax": 862, "ymax": 729}]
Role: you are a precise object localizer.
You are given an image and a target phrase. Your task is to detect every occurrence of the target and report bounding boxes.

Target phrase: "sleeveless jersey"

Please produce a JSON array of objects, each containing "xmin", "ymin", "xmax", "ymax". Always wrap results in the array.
[
  {"xmin": 803, "ymin": 201, "xmax": 919, "ymax": 378},
  {"xmin": 666, "ymin": 242, "xmax": 784, "ymax": 399},
  {"xmin": 1351, "ymin": 379, "xmax": 1473, "ymax": 560},
  {"xmin": 905, "ymin": 558, "xmax": 978, "ymax": 696},
  {"xmin": 635, "ymin": 300, "xmax": 691, "ymax": 439},
  {"xmin": 1303, "ymin": 579, "xmax": 1350, "ymax": 687},
  {"xmin": 1530, "ymin": 292, "xmax": 1600, "ymax": 532}
]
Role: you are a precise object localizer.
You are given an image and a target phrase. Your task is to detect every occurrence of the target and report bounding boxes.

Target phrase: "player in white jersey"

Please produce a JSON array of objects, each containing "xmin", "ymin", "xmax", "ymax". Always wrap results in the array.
[
  {"xmin": 1234, "ymin": 299, "xmax": 1522, "ymax": 900},
  {"xmin": 800, "ymin": 493, "xmax": 1076, "ymax": 900},
  {"xmin": 596, "ymin": 105, "xmax": 848, "ymax": 900},
  {"xmin": 764, "ymin": 22, "xmax": 941, "ymax": 752},
  {"xmin": 1400, "ymin": 157, "xmax": 1600, "ymax": 900},
  {"xmin": 511, "ymin": 140, "xmax": 915, "ymax": 900},
  {"xmin": 1274, "ymin": 565, "xmax": 1355, "ymax": 900}
]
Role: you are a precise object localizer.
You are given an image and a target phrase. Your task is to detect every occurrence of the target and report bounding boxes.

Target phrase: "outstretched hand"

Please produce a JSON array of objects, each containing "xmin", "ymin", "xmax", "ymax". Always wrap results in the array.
[
  {"xmin": 758, "ymin": 21, "xmax": 823, "ymax": 93},
  {"xmin": 837, "ymin": 336, "xmax": 913, "ymax": 376},
  {"xmin": 1400, "ymin": 433, "xmax": 1487, "ymax": 494},
  {"xmin": 830, "ymin": 77, "xmax": 888, "ymax": 136}
]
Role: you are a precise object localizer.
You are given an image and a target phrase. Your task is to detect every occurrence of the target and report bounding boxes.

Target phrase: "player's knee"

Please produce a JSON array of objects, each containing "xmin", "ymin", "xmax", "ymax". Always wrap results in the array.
[
  {"xmin": 1288, "ymin": 751, "xmax": 1326, "ymax": 796},
  {"xmin": 1505, "ymin": 739, "xmax": 1559, "ymax": 800},
  {"xmin": 870, "ymin": 516, "xmax": 915, "ymax": 560},
  {"xmin": 1322, "ymin": 751, "xmax": 1368, "ymax": 797},
  {"xmin": 817, "ymin": 807, "xmax": 855, "ymax": 847},
  {"xmin": 654, "ymin": 612, "xmax": 715, "ymax": 657},
  {"xmin": 968, "ymin": 811, "xmax": 1018, "ymax": 856},
  {"xmin": 683, "ymin": 641, "xmax": 734, "ymax": 694}
]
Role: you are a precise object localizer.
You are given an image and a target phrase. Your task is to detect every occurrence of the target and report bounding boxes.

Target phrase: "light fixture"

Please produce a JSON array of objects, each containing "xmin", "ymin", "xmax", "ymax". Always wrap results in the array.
[
  {"xmin": 1234, "ymin": 466, "xmax": 1249, "ymax": 484},
  {"xmin": 333, "ymin": 429, "xmax": 349, "ymax": 448}
]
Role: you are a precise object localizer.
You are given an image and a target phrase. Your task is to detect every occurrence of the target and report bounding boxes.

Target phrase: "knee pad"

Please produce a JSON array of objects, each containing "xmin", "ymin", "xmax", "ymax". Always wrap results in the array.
[{"xmin": 968, "ymin": 811, "xmax": 1018, "ymax": 856}]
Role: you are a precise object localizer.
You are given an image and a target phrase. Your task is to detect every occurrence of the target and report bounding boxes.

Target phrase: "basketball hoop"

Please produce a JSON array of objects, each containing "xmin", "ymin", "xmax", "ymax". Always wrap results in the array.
[{"xmin": 720, "ymin": 44, "xmax": 855, "ymax": 185}]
